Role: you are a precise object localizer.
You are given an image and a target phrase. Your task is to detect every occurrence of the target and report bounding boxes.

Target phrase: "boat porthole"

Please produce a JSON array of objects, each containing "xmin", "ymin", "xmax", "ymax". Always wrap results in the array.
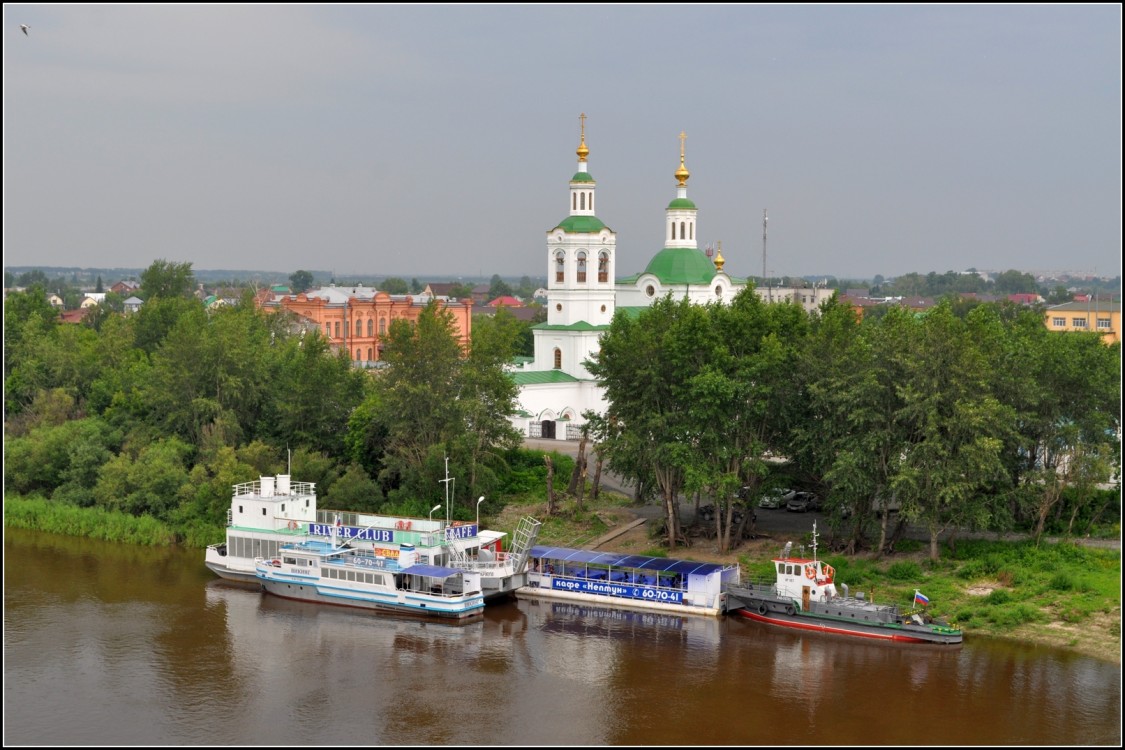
[{"xmin": 758, "ymin": 604, "xmax": 768, "ymax": 615}]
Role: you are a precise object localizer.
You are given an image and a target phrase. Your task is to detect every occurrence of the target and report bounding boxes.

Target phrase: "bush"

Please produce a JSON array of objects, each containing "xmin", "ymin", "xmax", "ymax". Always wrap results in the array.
[{"xmin": 886, "ymin": 560, "xmax": 923, "ymax": 581}]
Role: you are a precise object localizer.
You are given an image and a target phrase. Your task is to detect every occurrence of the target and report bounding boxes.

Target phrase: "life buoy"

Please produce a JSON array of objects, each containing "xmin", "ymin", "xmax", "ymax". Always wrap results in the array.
[
  {"xmin": 270, "ymin": 559, "xmax": 281, "ymax": 567},
  {"xmin": 758, "ymin": 604, "xmax": 768, "ymax": 615},
  {"xmin": 287, "ymin": 520, "xmax": 298, "ymax": 531},
  {"xmin": 824, "ymin": 565, "xmax": 835, "ymax": 579},
  {"xmin": 403, "ymin": 520, "xmax": 412, "ymax": 531},
  {"xmin": 805, "ymin": 564, "xmax": 816, "ymax": 579},
  {"xmin": 395, "ymin": 520, "xmax": 404, "ymax": 530}
]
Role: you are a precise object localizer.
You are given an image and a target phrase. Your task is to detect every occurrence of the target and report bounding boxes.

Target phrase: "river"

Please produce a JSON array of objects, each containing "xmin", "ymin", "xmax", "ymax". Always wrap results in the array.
[{"xmin": 3, "ymin": 528, "xmax": 1120, "ymax": 745}]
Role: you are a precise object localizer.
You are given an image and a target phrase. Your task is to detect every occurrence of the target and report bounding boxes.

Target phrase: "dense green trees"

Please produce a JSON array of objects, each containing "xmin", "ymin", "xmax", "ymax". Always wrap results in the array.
[
  {"xmin": 588, "ymin": 289, "xmax": 1120, "ymax": 558},
  {"xmin": 4, "ymin": 260, "xmax": 526, "ymax": 539}
]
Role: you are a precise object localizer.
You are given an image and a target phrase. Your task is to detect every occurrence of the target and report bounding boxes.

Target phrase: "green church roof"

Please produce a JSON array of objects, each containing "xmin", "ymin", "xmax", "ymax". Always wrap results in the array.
[
  {"xmin": 554, "ymin": 215, "xmax": 608, "ymax": 233},
  {"xmin": 642, "ymin": 247, "xmax": 717, "ymax": 284},
  {"xmin": 531, "ymin": 320, "xmax": 609, "ymax": 332},
  {"xmin": 509, "ymin": 370, "xmax": 582, "ymax": 385},
  {"xmin": 666, "ymin": 198, "xmax": 696, "ymax": 209},
  {"xmin": 570, "ymin": 172, "xmax": 596, "ymax": 183}
]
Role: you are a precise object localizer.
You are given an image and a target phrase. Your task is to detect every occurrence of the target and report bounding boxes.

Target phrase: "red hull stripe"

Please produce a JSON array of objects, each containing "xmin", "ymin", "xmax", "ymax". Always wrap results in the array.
[{"xmin": 734, "ymin": 609, "xmax": 935, "ymax": 644}]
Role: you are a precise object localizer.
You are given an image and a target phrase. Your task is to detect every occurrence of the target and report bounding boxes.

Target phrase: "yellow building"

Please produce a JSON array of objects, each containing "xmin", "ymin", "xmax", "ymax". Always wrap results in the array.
[{"xmin": 1044, "ymin": 301, "xmax": 1121, "ymax": 345}]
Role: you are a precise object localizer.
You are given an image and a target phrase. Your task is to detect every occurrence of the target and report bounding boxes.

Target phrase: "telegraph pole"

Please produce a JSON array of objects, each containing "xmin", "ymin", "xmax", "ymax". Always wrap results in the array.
[{"xmin": 762, "ymin": 209, "xmax": 772, "ymax": 302}]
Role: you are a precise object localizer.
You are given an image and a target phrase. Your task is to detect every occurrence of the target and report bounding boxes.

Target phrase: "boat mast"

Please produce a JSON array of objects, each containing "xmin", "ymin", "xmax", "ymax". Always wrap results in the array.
[{"xmin": 810, "ymin": 520, "xmax": 818, "ymax": 564}]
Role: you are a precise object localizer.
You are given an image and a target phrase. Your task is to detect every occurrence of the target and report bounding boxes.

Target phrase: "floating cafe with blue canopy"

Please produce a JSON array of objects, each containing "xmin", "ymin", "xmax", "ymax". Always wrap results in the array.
[{"xmin": 522, "ymin": 546, "xmax": 740, "ymax": 616}]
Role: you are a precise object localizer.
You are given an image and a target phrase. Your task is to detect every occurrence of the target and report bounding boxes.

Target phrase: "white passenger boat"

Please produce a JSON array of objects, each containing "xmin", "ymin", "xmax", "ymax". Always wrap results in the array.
[
  {"xmin": 518, "ymin": 546, "xmax": 741, "ymax": 617},
  {"xmin": 254, "ymin": 538, "xmax": 485, "ymax": 619},
  {"xmin": 204, "ymin": 474, "xmax": 540, "ymax": 601}
]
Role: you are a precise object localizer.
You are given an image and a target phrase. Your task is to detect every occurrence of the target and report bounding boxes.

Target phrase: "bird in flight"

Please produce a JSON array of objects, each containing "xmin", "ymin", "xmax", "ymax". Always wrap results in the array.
[{"xmin": 21, "ymin": 24, "xmax": 30, "ymax": 35}]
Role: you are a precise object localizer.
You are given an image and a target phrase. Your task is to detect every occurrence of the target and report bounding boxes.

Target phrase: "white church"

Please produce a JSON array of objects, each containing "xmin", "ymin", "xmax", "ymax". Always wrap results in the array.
[{"xmin": 509, "ymin": 117, "xmax": 832, "ymax": 440}]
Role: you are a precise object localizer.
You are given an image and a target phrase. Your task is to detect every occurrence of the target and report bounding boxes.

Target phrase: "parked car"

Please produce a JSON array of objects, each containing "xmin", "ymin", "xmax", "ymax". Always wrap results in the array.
[
  {"xmin": 786, "ymin": 491, "xmax": 819, "ymax": 513},
  {"xmin": 759, "ymin": 489, "xmax": 795, "ymax": 509}
]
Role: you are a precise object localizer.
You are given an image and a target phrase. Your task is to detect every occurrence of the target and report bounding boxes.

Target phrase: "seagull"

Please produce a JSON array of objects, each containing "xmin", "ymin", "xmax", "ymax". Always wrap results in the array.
[{"xmin": 21, "ymin": 24, "xmax": 30, "ymax": 35}]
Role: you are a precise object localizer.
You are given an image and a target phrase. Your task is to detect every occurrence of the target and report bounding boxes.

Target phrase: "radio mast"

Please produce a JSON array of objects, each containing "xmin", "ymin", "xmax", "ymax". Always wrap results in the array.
[{"xmin": 762, "ymin": 209, "xmax": 771, "ymax": 302}]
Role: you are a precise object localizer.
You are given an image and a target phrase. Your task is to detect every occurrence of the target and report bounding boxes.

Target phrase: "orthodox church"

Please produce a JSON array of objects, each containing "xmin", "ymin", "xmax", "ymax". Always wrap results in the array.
[{"xmin": 509, "ymin": 116, "xmax": 746, "ymax": 439}]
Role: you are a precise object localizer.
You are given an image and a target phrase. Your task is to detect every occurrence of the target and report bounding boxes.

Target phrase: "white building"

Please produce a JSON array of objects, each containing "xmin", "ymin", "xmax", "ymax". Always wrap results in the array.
[{"xmin": 509, "ymin": 119, "xmax": 833, "ymax": 440}]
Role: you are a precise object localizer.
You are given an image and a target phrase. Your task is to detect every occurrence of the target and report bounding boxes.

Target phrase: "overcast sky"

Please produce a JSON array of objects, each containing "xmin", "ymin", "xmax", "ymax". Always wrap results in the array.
[{"xmin": 4, "ymin": 4, "xmax": 1121, "ymax": 281}]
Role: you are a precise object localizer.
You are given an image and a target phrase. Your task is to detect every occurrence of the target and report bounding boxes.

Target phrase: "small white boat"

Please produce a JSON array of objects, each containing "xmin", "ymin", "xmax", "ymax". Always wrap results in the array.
[{"xmin": 254, "ymin": 540, "xmax": 485, "ymax": 620}]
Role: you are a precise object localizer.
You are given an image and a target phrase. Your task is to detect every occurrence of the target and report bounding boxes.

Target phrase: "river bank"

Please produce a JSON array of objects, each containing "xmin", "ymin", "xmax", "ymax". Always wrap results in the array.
[{"xmin": 496, "ymin": 495, "xmax": 1123, "ymax": 665}]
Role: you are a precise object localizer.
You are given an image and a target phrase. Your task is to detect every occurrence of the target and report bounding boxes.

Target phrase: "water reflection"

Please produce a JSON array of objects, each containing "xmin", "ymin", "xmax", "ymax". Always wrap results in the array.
[{"xmin": 4, "ymin": 528, "xmax": 1120, "ymax": 746}]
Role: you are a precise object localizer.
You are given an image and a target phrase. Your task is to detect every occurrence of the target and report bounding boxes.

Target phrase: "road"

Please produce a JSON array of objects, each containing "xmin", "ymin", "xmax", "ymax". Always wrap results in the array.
[{"xmin": 521, "ymin": 438, "xmax": 1120, "ymax": 550}]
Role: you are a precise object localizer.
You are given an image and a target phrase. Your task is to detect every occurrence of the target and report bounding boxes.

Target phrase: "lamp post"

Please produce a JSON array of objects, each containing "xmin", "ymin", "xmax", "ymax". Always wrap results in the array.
[
  {"xmin": 476, "ymin": 496, "xmax": 485, "ymax": 530},
  {"xmin": 429, "ymin": 504, "xmax": 441, "ymax": 522}
]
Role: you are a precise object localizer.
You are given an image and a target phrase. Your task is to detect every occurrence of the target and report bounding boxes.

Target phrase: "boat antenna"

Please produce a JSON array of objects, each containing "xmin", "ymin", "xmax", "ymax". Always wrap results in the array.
[
  {"xmin": 811, "ymin": 520, "xmax": 818, "ymax": 564},
  {"xmin": 287, "ymin": 445, "xmax": 291, "ymax": 476}
]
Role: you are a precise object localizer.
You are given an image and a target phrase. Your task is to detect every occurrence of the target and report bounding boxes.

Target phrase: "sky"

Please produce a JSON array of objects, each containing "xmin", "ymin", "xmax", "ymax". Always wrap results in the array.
[{"xmin": 3, "ymin": 4, "xmax": 1121, "ymax": 282}]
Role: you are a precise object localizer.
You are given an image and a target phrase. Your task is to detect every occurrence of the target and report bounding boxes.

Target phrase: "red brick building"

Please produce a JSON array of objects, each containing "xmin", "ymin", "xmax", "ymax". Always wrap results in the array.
[{"xmin": 260, "ymin": 285, "xmax": 471, "ymax": 364}]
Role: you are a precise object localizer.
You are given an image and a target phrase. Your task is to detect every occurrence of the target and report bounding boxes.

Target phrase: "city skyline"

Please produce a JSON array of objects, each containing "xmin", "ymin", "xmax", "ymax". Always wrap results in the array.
[{"xmin": 4, "ymin": 5, "xmax": 1121, "ymax": 281}]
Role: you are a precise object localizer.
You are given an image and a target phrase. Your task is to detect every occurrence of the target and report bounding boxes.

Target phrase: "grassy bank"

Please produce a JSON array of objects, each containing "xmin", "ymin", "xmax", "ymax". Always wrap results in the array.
[
  {"xmin": 3, "ymin": 494, "xmax": 223, "ymax": 548},
  {"xmin": 492, "ymin": 490, "xmax": 1122, "ymax": 665}
]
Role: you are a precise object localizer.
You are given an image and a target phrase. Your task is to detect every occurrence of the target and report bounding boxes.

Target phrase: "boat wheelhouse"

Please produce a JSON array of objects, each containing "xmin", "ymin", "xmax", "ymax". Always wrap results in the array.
[
  {"xmin": 254, "ymin": 539, "xmax": 485, "ymax": 619},
  {"xmin": 519, "ymin": 546, "xmax": 740, "ymax": 616}
]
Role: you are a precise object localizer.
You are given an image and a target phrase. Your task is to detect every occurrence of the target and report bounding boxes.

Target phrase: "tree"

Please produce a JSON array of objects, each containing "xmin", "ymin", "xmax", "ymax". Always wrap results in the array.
[
  {"xmin": 410, "ymin": 278, "xmax": 424, "ymax": 294},
  {"xmin": 289, "ymin": 270, "xmax": 314, "ymax": 294},
  {"xmin": 381, "ymin": 277, "xmax": 409, "ymax": 295},
  {"xmin": 488, "ymin": 274, "xmax": 513, "ymax": 300},
  {"xmin": 140, "ymin": 259, "xmax": 196, "ymax": 300},
  {"xmin": 95, "ymin": 275, "xmax": 104, "ymax": 293}
]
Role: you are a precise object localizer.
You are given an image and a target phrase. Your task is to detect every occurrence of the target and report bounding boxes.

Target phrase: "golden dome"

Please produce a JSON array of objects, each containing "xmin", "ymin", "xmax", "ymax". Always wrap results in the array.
[
  {"xmin": 577, "ymin": 112, "xmax": 589, "ymax": 162},
  {"xmin": 675, "ymin": 130, "xmax": 690, "ymax": 186},
  {"xmin": 714, "ymin": 241, "xmax": 725, "ymax": 272}
]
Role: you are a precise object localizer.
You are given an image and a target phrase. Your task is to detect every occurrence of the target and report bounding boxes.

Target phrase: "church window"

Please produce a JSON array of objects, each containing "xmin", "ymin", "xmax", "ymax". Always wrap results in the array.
[
  {"xmin": 580, "ymin": 192, "xmax": 585, "ymax": 210},
  {"xmin": 556, "ymin": 303, "xmax": 562, "ymax": 312},
  {"xmin": 671, "ymin": 221, "xmax": 676, "ymax": 240},
  {"xmin": 555, "ymin": 251, "xmax": 565, "ymax": 283},
  {"xmin": 715, "ymin": 285, "xmax": 722, "ymax": 297},
  {"xmin": 645, "ymin": 285, "xmax": 655, "ymax": 298},
  {"xmin": 598, "ymin": 251, "xmax": 609, "ymax": 282},
  {"xmin": 690, "ymin": 223, "xmax": 693, "ymax": 240},
  {"xmin": 577, "ymin": 252, "xmax": 587, "ymax": 282},
  {"xmin": 589, "ymin": 192, "xmax": 593, "ymax": 211},
  {"xmin": 553, "ymin": 348, "xmax": 562, "ymax": 369},
  {"xmin": 367, "ymin": 319, "xmax": 373, "ymax": 336},
  {"xmin": 680, "ymin": 221, "xmax": 686, "ymax": 239},
  {"xmin": 572, "ymin": 193, "xmax": 576, "ymax": 211},
  {"xmin": 601, "ymin": 304, "xmax": 607, "ymax": 313}
]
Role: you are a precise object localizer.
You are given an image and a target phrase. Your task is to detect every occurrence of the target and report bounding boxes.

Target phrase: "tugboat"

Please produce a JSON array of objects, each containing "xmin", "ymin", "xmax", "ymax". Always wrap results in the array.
[{"xmin": 725, "ymin": 522, "xmax": 962, "ymax": 645}]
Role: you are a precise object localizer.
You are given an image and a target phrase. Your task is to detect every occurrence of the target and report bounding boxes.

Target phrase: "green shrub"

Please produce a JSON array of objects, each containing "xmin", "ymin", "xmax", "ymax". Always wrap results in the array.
[{"xmin": 886, "ymin": 560, "xmax": 923, "ymax": 581}]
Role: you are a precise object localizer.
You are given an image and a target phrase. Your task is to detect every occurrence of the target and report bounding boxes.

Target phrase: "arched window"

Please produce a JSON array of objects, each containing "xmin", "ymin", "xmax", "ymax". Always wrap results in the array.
[
  {"xmin": 690, "ymin": 223, "xmax": 693, "ymax": 240},
  {"xmin": 379, "ymin": 318, "xmax": 386, "ymax": 335},
  {"xmin": 598, "ymin": 251, "xmax": 609, "ymax": 282},
  {"xmin": 671, "ymin": 221, "xmax": 676, "ymax": 240},
  {"xmin": 680, "ymin": 221, "xmax": 686, "ymax": 239},
  {"xmin": 356, "ymin": 348, "xmax": 361, "ymax": 361},
  {"xmin": 367, "ymin": 347, "xmax": 373, "ymax": 360},
  {"xmin": 355, "ymin": 319, "xmax": 362, "ymax": 337},
  {"xmin": 367, "ymin": 319, "xmax": 373, "ymax": 336},
  {"xmin": 572, "ymin": 193, "xmax": 576, "ymax": 211},
  {"xmin": 553, "ymin": 348, "xmax": 562, "ymax": 369},
  {"xmin": 576, "ymin": 251, "xmax": 587, "ymax": 282},
  {"xmin": 589, "ymin": 192, "xmax": 593, "ymax": 211},
  {"xmin": 580, "ymin": 192, "xmax": 585, "ymax": 211},
  {"xmin": 555, "ymin": 251, "xmax": 565, "ymax": 283}
]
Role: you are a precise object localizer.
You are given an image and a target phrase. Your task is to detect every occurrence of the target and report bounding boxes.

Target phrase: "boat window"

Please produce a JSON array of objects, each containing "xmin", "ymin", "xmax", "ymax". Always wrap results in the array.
[
  {"xmin": 777, "ymin": 563, "xmax": 784, "ymax": 574},
  {"xmin": 284, "ymin": 557, "xmax": 297, "ymax": 565},
  {"xmin": 281, "ymin": 504, "xmax": 286, "ymax": 512},
  {"xmin": 262, "ymin": 508, "xmax": 267, "ymax": 516}
]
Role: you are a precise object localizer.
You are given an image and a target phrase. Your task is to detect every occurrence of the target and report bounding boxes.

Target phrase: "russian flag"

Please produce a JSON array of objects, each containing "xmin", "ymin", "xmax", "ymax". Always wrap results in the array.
[{"xmin": 914, "ymin": 591, "xmax": 930, "ymax": 606}]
